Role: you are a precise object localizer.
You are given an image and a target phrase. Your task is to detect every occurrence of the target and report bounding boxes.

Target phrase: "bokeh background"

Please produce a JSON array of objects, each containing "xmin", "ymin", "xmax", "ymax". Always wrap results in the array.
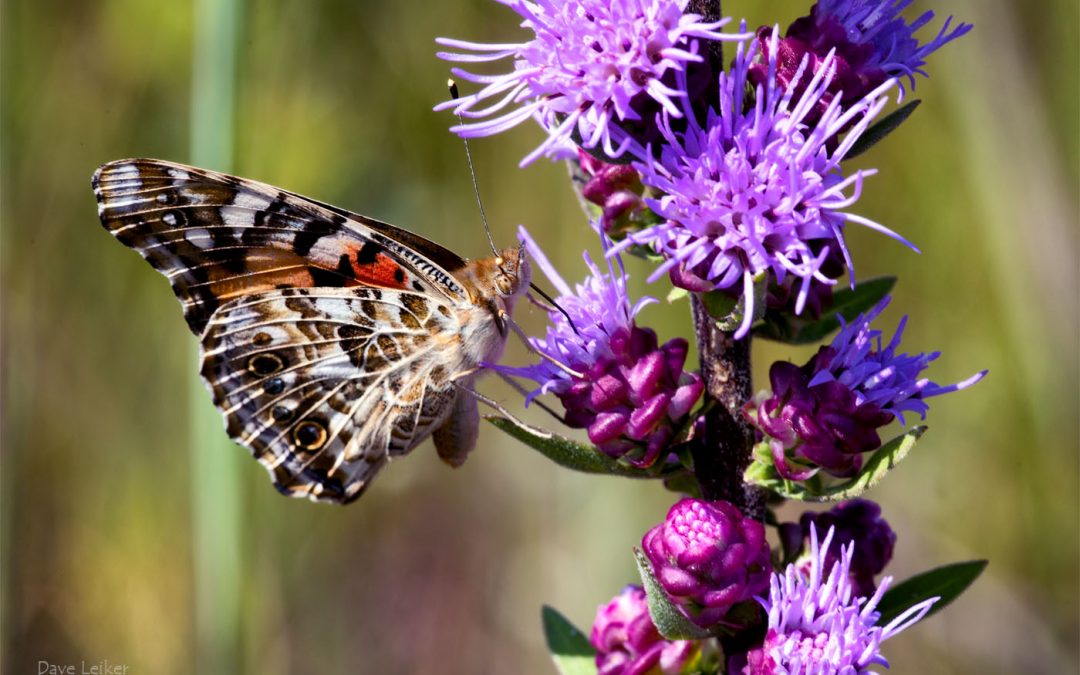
[{"xmin": 2, "ymin": 0, "xmax": 1076, "ymax": 673}]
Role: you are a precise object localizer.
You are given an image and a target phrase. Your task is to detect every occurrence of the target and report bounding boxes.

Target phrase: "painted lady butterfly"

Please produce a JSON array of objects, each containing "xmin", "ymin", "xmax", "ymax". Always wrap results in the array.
[{"xmin": 93, "ymin": 159, "xmax": 530, "ymax": 504}]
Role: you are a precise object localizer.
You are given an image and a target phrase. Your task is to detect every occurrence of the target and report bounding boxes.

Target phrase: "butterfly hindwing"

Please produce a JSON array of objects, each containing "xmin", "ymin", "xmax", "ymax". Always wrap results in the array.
[
  {"xmin": 200, "ymin": 286, "xmax": 463, "ymax": 503},
  {"xmin": 93, "ymin": 158, "xmax": 469, "ymax": 335}
]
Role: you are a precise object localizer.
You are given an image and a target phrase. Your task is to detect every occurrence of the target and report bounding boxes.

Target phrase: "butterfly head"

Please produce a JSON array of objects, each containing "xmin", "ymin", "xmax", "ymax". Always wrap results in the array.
[{"xmin": 492, "ymin": 241, "xmax": 530, "ymax": 301}]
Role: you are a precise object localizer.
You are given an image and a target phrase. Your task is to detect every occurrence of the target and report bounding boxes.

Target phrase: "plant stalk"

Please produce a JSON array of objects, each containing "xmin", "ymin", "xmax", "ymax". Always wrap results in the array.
[{"xmin": 685, "ymin": 0, "xmax": 766, "ymax": 518}]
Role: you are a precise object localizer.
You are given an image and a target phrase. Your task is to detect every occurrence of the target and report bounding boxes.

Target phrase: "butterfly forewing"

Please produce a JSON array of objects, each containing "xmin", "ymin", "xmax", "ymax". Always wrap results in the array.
[{"xmin": 92, "ymin": 159, "xmax": 468, "ymax": 334}]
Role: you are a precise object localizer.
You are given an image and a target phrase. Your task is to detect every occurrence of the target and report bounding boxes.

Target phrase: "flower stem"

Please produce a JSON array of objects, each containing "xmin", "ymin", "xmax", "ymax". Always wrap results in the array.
[
  {"xmin": 679, "ymin": 0, "xmax": 764, "ymax": 518},
  {"xmin": 689, "ymin": 295, "xmax": 764, "ymax": 516}
]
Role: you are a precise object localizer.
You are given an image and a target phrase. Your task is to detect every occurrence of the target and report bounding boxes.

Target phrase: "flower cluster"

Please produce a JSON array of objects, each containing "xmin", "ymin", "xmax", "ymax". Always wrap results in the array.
[
  {"xmin": 610, "ymin": 32, "xmax": 914, "ymax": 338},
  {"xmin": 642, "ymin": 498, "xmax": 771, "ymax": 627},
  {"xmin": 499, "ymin": 227, "xmax": 704, "ymax": 467},
  {"xmin": 744, "ymin": 526, "xmax": 938, "ymax": 674},
  {"xmin": 591, "ymin": 585, "xmax": 699, "ymax": 675},
  {"xmin": 744, "ymin": 297, "xmax": 986, "ymax": 478},
  {"xmin": 436, "ymin": 0, "xmax": 746, "ymax": 165},
  {"xmin": 440, "ymin": 1, "xmax": 980, "ymax": 671}
]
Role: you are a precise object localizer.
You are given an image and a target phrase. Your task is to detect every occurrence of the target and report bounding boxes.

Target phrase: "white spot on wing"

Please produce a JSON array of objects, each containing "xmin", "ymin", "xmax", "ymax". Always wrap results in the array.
[{"xmin": 185, "ymin": 228, "xmax": 212, "ymax": 249}]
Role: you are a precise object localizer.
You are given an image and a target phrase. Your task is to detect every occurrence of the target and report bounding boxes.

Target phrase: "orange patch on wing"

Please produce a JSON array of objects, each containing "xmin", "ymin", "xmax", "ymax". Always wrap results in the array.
[
  {"xmin": 202, "ymin": 249, "xmax": 361, "ymax": 302},
  {"xmin": 347, "ymin": 250, "xmax": 408, "ymax": 290}
]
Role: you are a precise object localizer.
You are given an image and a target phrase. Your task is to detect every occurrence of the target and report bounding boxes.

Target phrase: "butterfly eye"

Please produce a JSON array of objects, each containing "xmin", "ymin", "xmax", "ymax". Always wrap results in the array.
[
  {"xmin": 293, "ymin": 420, "xmax": 328, "ymax": 451},
  {"xmin": 495, "ymin": 272, "xmax": 515, "ymax": 297}
]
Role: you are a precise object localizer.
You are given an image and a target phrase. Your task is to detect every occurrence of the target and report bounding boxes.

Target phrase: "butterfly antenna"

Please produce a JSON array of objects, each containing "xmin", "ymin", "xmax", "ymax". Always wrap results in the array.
[{"xmin": 449, "ymin": 79, "xmax": 500, "ymax": 258}]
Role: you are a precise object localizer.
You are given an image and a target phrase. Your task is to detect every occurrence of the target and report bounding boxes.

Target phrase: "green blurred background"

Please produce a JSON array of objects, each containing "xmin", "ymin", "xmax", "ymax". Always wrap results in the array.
[{"xmin": 2, "ymin": 0, "xmax": 1076, "ymax": 672}]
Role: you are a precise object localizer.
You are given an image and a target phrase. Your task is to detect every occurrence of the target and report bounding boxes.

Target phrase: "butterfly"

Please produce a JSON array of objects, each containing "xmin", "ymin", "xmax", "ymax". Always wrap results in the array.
[{"xmin": 93, "ymin": 158, "xmax": 531, "ymax": 504}]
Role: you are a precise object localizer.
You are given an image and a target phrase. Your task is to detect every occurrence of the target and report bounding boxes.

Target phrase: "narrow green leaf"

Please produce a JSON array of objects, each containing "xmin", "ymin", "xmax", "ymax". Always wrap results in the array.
[
  {"xmin": 876, "ymin": 560, "xmax": 988, "ymax": 626},
  {"xmin": 485, "ymin": 415, "xmax": 651, "ymax": 477},
  {"xmin": 662, "ymin": 471, "xmax": 702, "ymax": 498},
  {"xmin": 542, "ymin": 605, "xmax": 597, "ymax": 675},
  {"xmin": 633, "ymin": 549, "xmax": 712, "ymax": 640},
  {"xmin": 846, "ymin": 100, "xmax": 921, "ymax": 160},
  {"xmin": 754, "ymin": 277, "xmax": 896, "ymax": 345},
  {"xmin": 745, "ymin": 427, "xmax": 925, "ymax": 502}
]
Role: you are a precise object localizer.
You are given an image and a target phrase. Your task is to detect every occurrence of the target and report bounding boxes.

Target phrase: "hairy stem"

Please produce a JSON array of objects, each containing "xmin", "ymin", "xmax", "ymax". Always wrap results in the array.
[
  {"xmin": 689, "ymin": 296, "xmax": 764, "ymax": 516},
  {"xmin": 684, "ymin": 0, "xmax": 766, "ymax": 518}
]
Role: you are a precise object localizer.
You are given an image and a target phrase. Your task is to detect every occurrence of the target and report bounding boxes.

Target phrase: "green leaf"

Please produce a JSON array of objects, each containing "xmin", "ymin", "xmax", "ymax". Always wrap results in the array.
[
  {"xmin": 846, "ymin": 100, "xmax": 921, "ymax": 160},
  {"xmin": 745, "ymin": 426, "xmax": 925, "ymax": 501},
  {"xmin": 485, "ymin": 415, "xmax": 651, "ymax": 478},
  {"xmin": 542, "ymin": 605, "xmax": 597, "ymax": 675},
  {"xmin": 633, "ymin": 549, "xmax": 712, "ymax": 640},
  {"xmin": 876, "ymin": 560, "xmax": 988, "ymax": 626},
  {"xmin": 662, "ymin": 471, "xmax": 702, "ymax": 498},
  {"xmin": 754, "ymin": 277, "xmax": 896, "ymax": 345}
]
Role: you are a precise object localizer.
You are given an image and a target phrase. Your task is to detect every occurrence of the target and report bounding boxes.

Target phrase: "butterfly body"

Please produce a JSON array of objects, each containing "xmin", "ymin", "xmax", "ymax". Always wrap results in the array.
[{"xmin": 93, "ymin": 159, "xmax": 529, "ymax": 504}]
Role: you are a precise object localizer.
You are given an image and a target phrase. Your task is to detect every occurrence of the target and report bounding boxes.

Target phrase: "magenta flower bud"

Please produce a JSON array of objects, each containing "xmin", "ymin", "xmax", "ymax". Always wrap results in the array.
[
  {"xmin": 578, "ymin": 151, "xmax": 650, "ymax": 236},
  {"xmin": 498, "ymin": 228, "xmax": 705, "ymax": 468},
  {"xmin": 591, "ymin": 585, "xmax": 698, "ymax": 675},
  {"xmin": 642, "ymin": 499, "xmax": 771, "ymax": 628},
  {"xmin": 797, "ymin": 499, "xmax": 896, "ymax": 596}
]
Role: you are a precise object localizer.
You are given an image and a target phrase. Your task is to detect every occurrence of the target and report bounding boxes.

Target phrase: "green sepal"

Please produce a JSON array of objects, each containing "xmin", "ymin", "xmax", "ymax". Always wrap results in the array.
[
  {"xmin": 754, "ymin": 277, "xmax": 896, "ymax": 345},
  {"xmin": 542, "ymin": 605, "xmax": 597, "ymax": 675},
  {"xmin": 744, "ymin": 426, "xmax": 925, "ymax": 501},
  {"xmin": 845, "ymin": 99, "xmax": 921, "ymax": 160},
  {"xmin": 701, "ymin": 272, "xmax": 768, "ymax": 332},
  {"xmin": 485, "ymin": 415, "xmax": 651, "ymax": 478},
  {"xmin": 633, "ymin": 549, "xmax": 712, "ymax": 640},
  {"xmin": 875, "ymin": 560, "xmax": 988, "ymax": 626},
  {"xmin": 667, "ymin": 286, "xmax": 690, "ymax": 303}
]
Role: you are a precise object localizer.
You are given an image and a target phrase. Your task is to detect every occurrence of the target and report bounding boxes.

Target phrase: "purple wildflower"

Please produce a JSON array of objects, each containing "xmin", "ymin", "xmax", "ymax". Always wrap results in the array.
[
  {"xmin": 591, "ymin": 585, "xmax": 698, "ymax": 675},
  {"xmin": 499, "ymin": 227, "xmax": 703, "ymax": 467},
  {"xmin": 642, "ymin": 498, "xmax": 771, "ymax": 628},
  {"xmin": 756, "ymin": 0, "xmax": 972, "ymax": 107},
  {"xmin": 744, "ymin": 526, "xmax": 938, "ymax": 674},
  {"xmin": 786, "ymin": 500, "xmax": 897, "ymax": 597},
  {"xmin": 744, "ymin": 296, "xmax": 987, "ymax": 479},
  {"xmin": 613, "ymin": 32, "xmax": 915, "ymax": 339},
  {"xmin": 435, "ymin": 0, "xmax": 747, "ymax": 165}
]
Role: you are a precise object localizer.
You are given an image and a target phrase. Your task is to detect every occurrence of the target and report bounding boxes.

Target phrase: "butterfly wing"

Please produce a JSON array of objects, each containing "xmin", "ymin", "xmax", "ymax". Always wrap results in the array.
[
  {"xmin": 92, "ymin": 158, "xmax": 470, "ymax": 335},
  {"xmin": 200, "ymin": 286, "xmax": 463, "ymax": 504}
]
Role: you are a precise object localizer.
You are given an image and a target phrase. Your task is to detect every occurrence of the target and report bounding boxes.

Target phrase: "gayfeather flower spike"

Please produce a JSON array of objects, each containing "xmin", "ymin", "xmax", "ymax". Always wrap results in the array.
[
  {"xmin": 745, "ymin": 296, "xmax": 987, "ymax": 479},
  {"xmin": 435, "ymin": 0, "xmax": 748, "ymax": 165},
  {"xmin": 496, "ymin": 226, "xmax": 703, "ymax": 468},
  {"xmin": 613, "ymin": 31, "xmax": 916, "ymax": 339},
  {"xmin": 743, "ymin": 525, "xmax": 939, "ymax": 674},
  {"xmin": 755, "ymin": 0, "xmax": 972, "ymax": 106}
]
